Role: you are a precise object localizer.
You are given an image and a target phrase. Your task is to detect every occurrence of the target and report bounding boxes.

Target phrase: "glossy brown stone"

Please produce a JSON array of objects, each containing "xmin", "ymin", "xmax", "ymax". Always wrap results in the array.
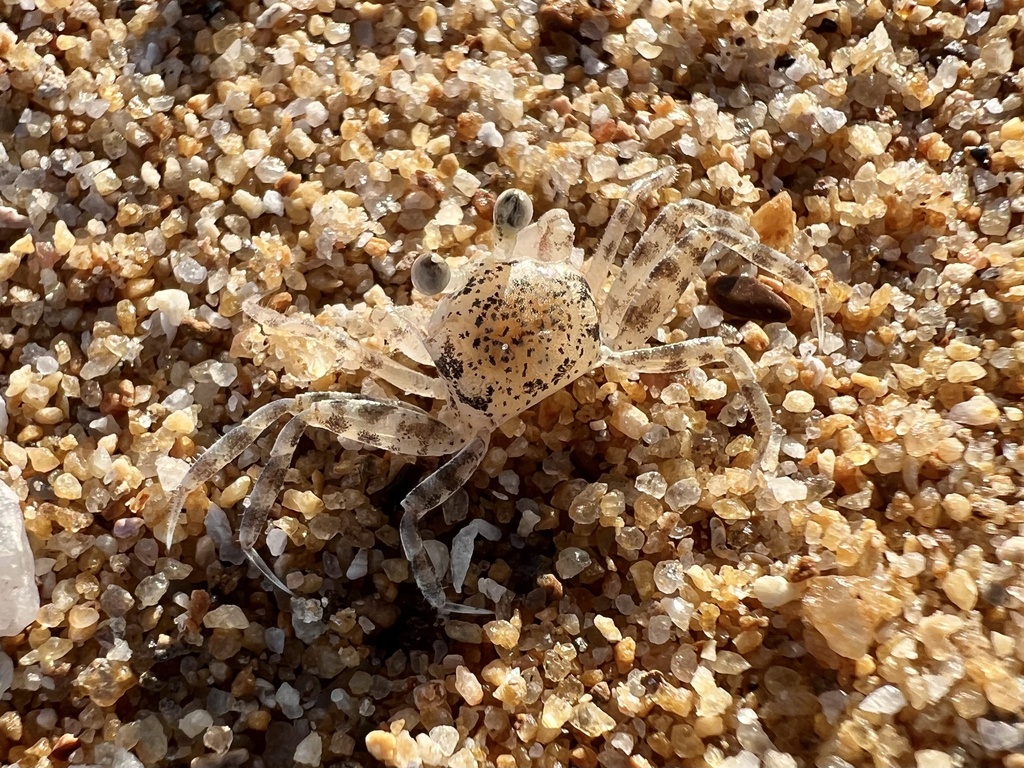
[{"xmin": 707, "ymin": 273, "xmax": 793, "ymax": 323}]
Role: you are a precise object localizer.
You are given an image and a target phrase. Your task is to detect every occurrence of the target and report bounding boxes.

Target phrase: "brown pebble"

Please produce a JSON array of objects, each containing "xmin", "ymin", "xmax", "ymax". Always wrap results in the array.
[
  {"xmin": 707, "ymin": 273, "xmax": 793, "ymax": 323},
  {"xmin": 414, "ymin": 170, "xmax": 445, "ymax": 199},
  {"xmin": 50, "ymin": 734, "xmax": 82, "ymax": 761},
  {"xmin": 472, "ymin": 189, "xmax": 495, "ymax": 221},
  {"xmin": 788, "ymin": 555, "xmax": 820, "ymax": 582},
  {"xmin": 457, "ymin": 111, "xmax": 483, "ymax": 141},
  {"xmin": 274, "ymin": 173, "xmax": 301, "ymax": 196},
  {"xmin": 537, "ymin": 0, "xmax": 594, "ymax": 31}
]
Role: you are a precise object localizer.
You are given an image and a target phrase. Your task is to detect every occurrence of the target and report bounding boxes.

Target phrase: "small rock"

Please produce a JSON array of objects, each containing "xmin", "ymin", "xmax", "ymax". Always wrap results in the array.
[
  {"xmin": 946, "ymin": 361, "xmax": 986, "ymax": 383},
  {"xmin": 555, "ymin": 547, "xmax": 592, "ymax": 579},
  {"xmin": 783, "ymin": 390, "xmax": 815, "ymax": 413},
  {"xmin": 429, "ymin": 725, "xmax": 460, "ymax": 757},
  {"xmin": 942, "ymin": 568, "xmax": 978, "ymax": 611},
  {"xmin": 707, "ymin": 274, "xmax": 793, "ymax": 323},
  {"xmin": 594, "ymin": 615, "xmax": 622, "ymax": 642},
  {"xmin": 569, "ymin": 701, "xmax": 616, "ymax": 737},
  {"xmin": 768, "ymin": 476, "xmax": 808, "ymax": 503},
  {"xmin": 752, "ymin": 575, "xmax": 801, "ymax": 609},
  {"xmin": 976, "ymin": 718, "xmax": 1024, "ymax": 751},
  {"xmin": 111, "ymin": 749, "xmax": 144, "ymax": 768},
  {"xmin": 0, "ymin": 205, "xmax": 30, "ymax": 229},
  {"xmin": 294, "ymin": 732, "xmax": 322, "ymax": 766},
  {"xmin": 915, "ymin": 749, "xmax": 952, "ymax": 768},
  {"xmin": 635, "ymin": 471, "xmax": 667, "ymax": 499},
  {"xmin": 454, "ymin": 666, "xmax": 483, "ymax": 705},
  {"xmin": 802, "ymin": 576, "xmax": 900, "ymax": 659},
  {"xmin": 541, "ymin": 695, "xmax": 574, "ymax": 729},
  {"xmin": 859, "ymin": 685, "xmax": 907, "ymax": 715},
  {"xmin": 749, "ymin": 191, "xmax": 796, "ymax": 251},
  {"xmin": 948, "ymin": 395, "xmax": 1000, "ymax": 426},
  {"xmin": 996, "ymin": 537, "xmax": 1024, "ymax": 564},
  {"xmin": 365, "ymin": 731, "xmax": 396, "ymax": 764},
  {"xmin": 203, "ymin": 605, "xmax": 250, "ymax": 630},
  {"xmin": 0, "ymin": 479, "xmax": 39, "ymax": 637},
  {"xmin": 256, "ymin": 1, "xmax": 290, "ymax": 27},
  {"xmin": 147, "ymin": 289, "xmax": 191, "ymax": 338}
]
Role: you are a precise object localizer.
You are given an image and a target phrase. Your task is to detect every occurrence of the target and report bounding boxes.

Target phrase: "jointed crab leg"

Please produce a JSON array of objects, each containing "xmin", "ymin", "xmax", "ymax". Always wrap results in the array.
[
  {"xmin": 400, "ymin": 432, "xmax": 492, "ymax": 616},
  {"xmin": 586, "ymin": 166, "xmax": 678, "ymax": 296},
  {"xmin": 239, "ymin": 413, "xmax": 307, "ymax": 592},
  {"xmin": 243, "ymin": 298, "xmax": 447, "ymax": 400},
  {"xmin": 603, "ymin": 228, "xmax": 710, "ymax": 345},
  {"xmin": 605, "ymin": 338, "xmax": 783, "ymax": 473},
  {"xmin": 163, "ymin": 397, "xmax": 297, "ymax": 548},
  {"xmin": 606, "ymin": 201, "xmax": 761, "ymax": 321},
  {"xmin": 165, "ymin": 392, "xmax": 463, "ymax": 589}
]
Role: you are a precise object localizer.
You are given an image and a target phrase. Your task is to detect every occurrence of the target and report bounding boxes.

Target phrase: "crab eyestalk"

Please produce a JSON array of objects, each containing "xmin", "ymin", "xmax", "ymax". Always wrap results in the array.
[
  {"xmin": 493, "ymin": 188, "xmax": 533, "ymax": 254},
  {"xmin": 411, "ymin": 252, "xmax": 451, "ymax": 296}
]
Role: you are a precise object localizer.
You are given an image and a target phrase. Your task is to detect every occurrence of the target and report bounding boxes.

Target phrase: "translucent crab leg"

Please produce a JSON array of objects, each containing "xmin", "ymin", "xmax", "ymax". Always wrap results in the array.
[
  {"xmin": 171, "ymin": 391, "xmax": 466, "ymax": 598},
  {"xmin": 609, "ymin": 238, "xmax": 710, "ymax": 350},
  {"xmin": 239, "ymin": 413, "xmax": 307, "ymax": 593},
  {"xmin": 163, "ymin": 398, "xmax": 297, "ymax": 548},
  {"xmin": 236, "ymin": 394, "xmax": 463, "ymax": 593},
  {"xmin": 605, "ymin": 337, "xmax": 782, "ymax": 473},
  {"xmin": 377, "ymin": 305, "xmax": 436, "ymax": 368},
  {"xmin": 400, "ymin": 432, "xmax": 492, "ymax": 616},
  {"xmin": 667, "ymin": 198, "xmax": 758, "ymax": 239},
  {"xmin": 586, "ymin": 166, "xmax": 678, "ymax": 297},
  {"xmin": 243, "ymin": 298, "xmax": 447, "ymax": 399},
  {"xmin": 603, "ymin": 226, "xmax": 712, "ymax": 344}
]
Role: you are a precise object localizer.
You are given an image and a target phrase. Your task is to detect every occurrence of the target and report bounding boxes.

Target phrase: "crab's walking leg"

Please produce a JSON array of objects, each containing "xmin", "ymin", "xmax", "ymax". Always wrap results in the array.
[
  {"xmin": 586, "ymin": 166, "xmax": 678, "ymax": 296},
  {"xmin": 163, "ymin": 398, "xmax": 297, "ymax": 548},
  {"xmin": 607, "ymin": 199, "xmax": 759, "ymax": 315},
  {"xmin": 243, "ymin": 298, "xmax": 447, "ymax": 399},
  {"xmin": 605, "ymin": 338, "xmax": 782, "ymax": 473},
  {"xmin": 239, "ymin": 413, "xmax": 307, "ymax": 593},
  {"xmin": 603, "ymin": 228, "xmax": 714, "ymax": 346},
  {"xmin": 165, "ymin": 392, "xmax": 466, "ymax": 596},
  {"xmin": 237, "ymin": 394, "xmax": 461, "ymax": 591},
  {"xmin": 400, "ymin": 432, "xmax": 492, "ymax": 616}
]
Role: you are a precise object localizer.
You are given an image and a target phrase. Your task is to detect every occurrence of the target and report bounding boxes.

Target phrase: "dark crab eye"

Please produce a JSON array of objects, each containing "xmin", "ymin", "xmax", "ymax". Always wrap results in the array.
[
  {"xmin": 493, "ymin": 188, "xmax": 533, "ymax": 240},
  {"xmin": 411, "ymin": 252, "xmax": 451, "ymax": 295}
]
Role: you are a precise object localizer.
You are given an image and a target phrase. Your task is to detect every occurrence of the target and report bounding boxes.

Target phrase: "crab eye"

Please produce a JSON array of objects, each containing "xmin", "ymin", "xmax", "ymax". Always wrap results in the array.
[
  {"xmin": 493, "ymin": 189, "xmax": 533, "ymax": 240},
  {"xmin": 411, "ymin": 252, "xmax": 451, "ymax": 295}
]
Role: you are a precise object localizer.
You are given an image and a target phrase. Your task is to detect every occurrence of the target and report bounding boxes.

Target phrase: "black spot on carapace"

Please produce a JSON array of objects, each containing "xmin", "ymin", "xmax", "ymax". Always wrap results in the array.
[{"xmin": 435, "ymin": 339, "xmax": 464, "ymax": 380}]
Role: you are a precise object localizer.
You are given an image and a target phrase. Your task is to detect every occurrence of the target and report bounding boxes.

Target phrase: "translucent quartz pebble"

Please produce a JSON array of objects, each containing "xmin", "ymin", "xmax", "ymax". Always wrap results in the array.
[
  {"xmin": 858, "ymin": 685, "xmax": 906, "ymax": 715},
  {"xmin": 555, "ymin": 548, "xmax": 592, "ymax": 579},
  {"xmin": 0, "ymin": 652, "xmax": 13, "ymax": 697},
  {"xmin": 0, "ymin": 478, "xmax": 39, "ymax": 637},
  {"xmin": 450, "ymin": 520, "xmax": 502, "ymax": 592}
]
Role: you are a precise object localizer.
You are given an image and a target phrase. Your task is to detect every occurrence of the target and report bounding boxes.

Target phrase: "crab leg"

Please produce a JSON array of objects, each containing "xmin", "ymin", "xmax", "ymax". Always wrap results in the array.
[
  {"xmin": 603, "ymin": 228, "xmax": 712, "ymax": 346},
  {"xmin": 164, "ymin": 392, "xmax": 464, "ymax": 592},
  {"xmin": 605, "ymin": 337, "xmax": 783, "ymax": 473},
  {"xmin": 586, "ymin": 166, "xmax": 678, "ymax": 296},
  {"xmin": 239, "ymin": 413, "xmax": 307, "ymax": 592},
  {"xmin": 163, "ymin": 397, "xmax": 298, "ymax": 548},
  {"xmin": 400, "ymin": 431, "xmax": 492, "ymax": 616},
  {"xmin": 243, "ymin": 298, "xmax": 448, "ymax": 399}
]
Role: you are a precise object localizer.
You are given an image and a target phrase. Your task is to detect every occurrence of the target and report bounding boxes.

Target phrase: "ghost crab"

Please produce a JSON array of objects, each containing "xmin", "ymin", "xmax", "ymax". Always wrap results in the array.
[{"xmin": 164, "ymin": 166, "xmax": 825, "ymax": 615}]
